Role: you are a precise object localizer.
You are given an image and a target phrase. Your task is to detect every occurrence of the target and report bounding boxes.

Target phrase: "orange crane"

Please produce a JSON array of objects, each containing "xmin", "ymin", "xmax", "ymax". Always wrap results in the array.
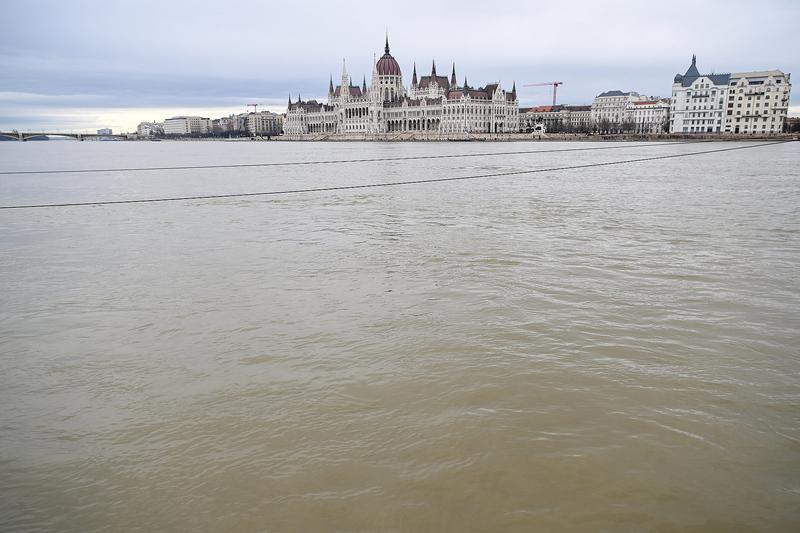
[{"xmin": 523, "ymin": 82, "xmax": 564, "ymax": 107}]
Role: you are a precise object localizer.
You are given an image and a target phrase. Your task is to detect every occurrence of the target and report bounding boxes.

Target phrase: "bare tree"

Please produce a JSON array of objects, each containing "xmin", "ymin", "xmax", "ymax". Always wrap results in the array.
[{"xmin": 621, "ymin": 120, "xmax": 636, "ymax": 134}]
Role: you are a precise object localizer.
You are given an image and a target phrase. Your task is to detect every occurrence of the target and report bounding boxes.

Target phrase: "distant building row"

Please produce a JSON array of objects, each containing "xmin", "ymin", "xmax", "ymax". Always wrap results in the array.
[
  {"xmin": 520, "ymin": 94, "xmax": 670, "ymax": 135},
  {"xmin": 137, "ymin": 111, "xmax": 283, "ymax": 137},
  {"xmin": 136, "ymin": 54, "xmax": 790, "ymax": 137},
  {"xmin": 284, "ymin": 38, "xmax": 519, "ymax": 136},
  {"xmin": 670, "ymin": 55, "xmax": 791, "ymax": 134},
  {"xmin": 591, "ymin": 91, "xmax": 670, "ymax": 133},
  {"xmin": 520, "ymin": 56, "xmax": 791, "ymax": 135}
]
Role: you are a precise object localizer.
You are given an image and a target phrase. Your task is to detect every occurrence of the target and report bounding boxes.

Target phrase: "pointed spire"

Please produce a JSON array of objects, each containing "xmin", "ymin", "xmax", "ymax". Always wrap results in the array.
[
  {"xmin": 412, "ymin": 62, "xmax": 418, "ymax": 87},
  {"xmin": 288, "ymin": 94, "xmax": 292, "ymax": 106},
  {"xmin": 385, "ymin": 32, "xmax": 390, "ymax": 55},
  {"xmin": 329, "ymin": 75, "xmax": 334, "ymax": 94},
  {"xmin": 450, "ymin": 63, "xmax": 457, "ymax": 87},
  {"xmin": 685, "ymin": 54, "xmax": 700, "ymax": 78},
  {"xmin": 297, "ymin": 93, "xmax": 301, "ymax": 103},
  {"xmin": 362, "ymin": 75, "xmax": 367, "ymax": 92},
  {"xmin": 342, "ymin": 57, "xmax": 347, "ymax": 79},
  {"xmin": 431, "ymin": 60, "xmax": 437, "ymax": 78},
  {"xmin": 349, "ymin": 76, "xmax": 353, "ymax": 87}
]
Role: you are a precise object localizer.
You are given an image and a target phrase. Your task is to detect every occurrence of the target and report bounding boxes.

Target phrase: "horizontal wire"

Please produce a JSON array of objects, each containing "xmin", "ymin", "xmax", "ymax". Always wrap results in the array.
[
  {"xmin": 0, "ymin": 141, "xmax": 788, "ymax": 211},
  {"xmin": 0, "ymin": 140, "xmax": 702, "ymax": 176}
]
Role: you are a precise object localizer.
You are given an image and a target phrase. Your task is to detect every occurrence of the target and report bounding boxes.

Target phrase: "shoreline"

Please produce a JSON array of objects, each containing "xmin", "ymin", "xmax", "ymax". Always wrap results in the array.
[
  {"xmin": 149, "ymin": 132, "xmax": 799, "ymax": 142},
  {"xmin": 275, "ymin": 132, "xmax": 799, "ymax": 142},
  {"xmin": 4, "ymin": 133, "xmax": 797, "ymax": 143}
]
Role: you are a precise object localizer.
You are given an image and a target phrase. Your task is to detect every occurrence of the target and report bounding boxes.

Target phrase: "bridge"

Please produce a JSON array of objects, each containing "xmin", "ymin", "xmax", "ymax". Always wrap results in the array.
[{"xmin": 0, "ymin": 131, "xmax": 130, "ymax": 141}]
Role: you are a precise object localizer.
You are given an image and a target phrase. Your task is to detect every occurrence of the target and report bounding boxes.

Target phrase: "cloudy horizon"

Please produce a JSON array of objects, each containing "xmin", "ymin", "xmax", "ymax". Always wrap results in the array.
[{"xmin": 1, "ymin": 0, "xmax": 798, "ymax": 133}]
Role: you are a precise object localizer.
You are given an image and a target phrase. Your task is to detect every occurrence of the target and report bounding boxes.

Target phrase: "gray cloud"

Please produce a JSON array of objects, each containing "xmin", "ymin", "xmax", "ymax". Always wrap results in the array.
[{"xmin": 1, "ymin": 0, "xmax": 797, "ymax": 131}]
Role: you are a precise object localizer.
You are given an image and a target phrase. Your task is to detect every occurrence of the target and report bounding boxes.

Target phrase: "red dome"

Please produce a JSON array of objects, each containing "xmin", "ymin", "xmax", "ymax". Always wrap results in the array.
[
  {"xmin": 376, "ymin": 38, "xmax": 401, "ymax": 76},
  {"xmin": 377, "ymin": 54, "xmax": 401, "ymax": 76}
]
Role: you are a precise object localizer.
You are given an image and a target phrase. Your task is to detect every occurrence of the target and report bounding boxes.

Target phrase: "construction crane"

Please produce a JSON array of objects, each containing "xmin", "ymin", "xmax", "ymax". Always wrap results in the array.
[
  {"xmin": 523, "ymin": 82, "xmax": 564, "ymax": 107},
  {"xmin": 247, "ymin": 103, "xmax": 260, "ymax": 113}
]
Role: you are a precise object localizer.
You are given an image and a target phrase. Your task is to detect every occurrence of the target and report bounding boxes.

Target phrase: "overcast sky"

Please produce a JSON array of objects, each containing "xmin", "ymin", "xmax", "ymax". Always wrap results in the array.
[{"xmin": 1, "ymin": 0, "xmax": 798, "ymax": 132}]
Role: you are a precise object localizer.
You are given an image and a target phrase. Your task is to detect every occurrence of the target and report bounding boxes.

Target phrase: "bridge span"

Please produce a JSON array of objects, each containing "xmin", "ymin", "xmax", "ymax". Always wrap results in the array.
[{"xmin": 0, "ymin": 131, "xmax": 129, "ymax": 141}]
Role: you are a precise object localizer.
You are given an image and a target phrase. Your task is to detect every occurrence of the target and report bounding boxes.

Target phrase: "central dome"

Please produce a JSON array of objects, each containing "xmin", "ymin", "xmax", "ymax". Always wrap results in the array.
[{"xmin": 376, "ymin": 37, "xmax": 401, "ymax": 76}]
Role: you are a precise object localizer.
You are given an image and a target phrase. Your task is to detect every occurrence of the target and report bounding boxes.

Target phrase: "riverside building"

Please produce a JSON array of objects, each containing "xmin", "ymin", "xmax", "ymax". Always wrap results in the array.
[
  {"xmin": 669, "ymin": 56, "xmax": 730, "ymax": 134},
  {"xmin": 244, "ymin": 111, "xmax": 282, "ymax": 136},
  {"xmin": 212, "ymin": 114, "xmax": 247, "ymax": 135},
  {"xmin": 627, "ymin": 100, "xmax": 670, "ymax": 134},
  {"xmin": 725, "ymin": 70, "xmax": 791, "ymax": 134},
  {"xmin": 591, "ymin": 90, "xmax": 648, "ymax": 131},
  {"xmin": 163, "ymin": 116, "xmax": 211, "ymax": 135},
  {"xmin": 670, "ymin": 55, "xmax": 792, "ymax": 134},
  {"xmin": 137, "ymin": 121, "xmax": 164, "ymax": 137},
  {"xmin": 284, "ymin": 37, "xmax": 519, "ymax": 136},
  {"xmin": 519, "ymin": 105, "xmax": 592, "ymax": 133}
]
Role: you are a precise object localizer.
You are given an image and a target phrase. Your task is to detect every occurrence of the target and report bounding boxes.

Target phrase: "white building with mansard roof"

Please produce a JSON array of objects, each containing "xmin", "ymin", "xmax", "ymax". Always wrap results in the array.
[
  {"xmin": 284, "ymin": 37, "xmax": 519, "ymax": 136},
  {"xmin": 669, "ymin": 55, "xmax": 791, "ymax": 134},
  {"xmin": 725, "ymin": 70, "xmax": 791, "ymax": 134}
]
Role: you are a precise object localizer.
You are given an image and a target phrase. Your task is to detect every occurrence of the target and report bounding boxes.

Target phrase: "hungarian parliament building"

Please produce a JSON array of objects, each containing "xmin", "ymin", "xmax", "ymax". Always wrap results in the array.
[{"xmin": 284, "ymin": 38, "xmax": 519, "ymax": 136}]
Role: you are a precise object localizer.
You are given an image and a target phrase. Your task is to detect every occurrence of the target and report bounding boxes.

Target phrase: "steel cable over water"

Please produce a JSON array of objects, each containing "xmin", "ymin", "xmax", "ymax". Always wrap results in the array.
[
  {"xmin": 0, "ymin": 141, "xmax": 791, "ymax": 210},
  {"xmin": 0, "ymin": 140, "xmax": 705, "ymax": 176}
]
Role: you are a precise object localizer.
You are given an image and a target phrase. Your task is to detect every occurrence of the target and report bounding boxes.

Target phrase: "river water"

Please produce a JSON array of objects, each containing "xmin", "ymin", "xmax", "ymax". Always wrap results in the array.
[{"xmin": 1, "ymin": 140, "xmax": 799, "ymax": 532}]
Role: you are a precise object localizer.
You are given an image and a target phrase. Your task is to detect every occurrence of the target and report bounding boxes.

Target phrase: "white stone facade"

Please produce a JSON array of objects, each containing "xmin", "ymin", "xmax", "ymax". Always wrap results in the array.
[
  {"xmin": 725, "ymin": 70, "xmax": 791, "ymax": 134},
  {"xmin": 669, "ymin": 56, "xmax": 729, "ymax": 134},
  {"xmin": 212, "ymin": 114, "xmax": 246, "ymax": 134},
  {"xmin": 566, "ymin": 106, "xmax": 593, "ymax": 129},
  {"xmin": 591, "ymin": 91, "xmax": 647, "ymax": 129},
  {"xmin": 245, "ymin": 111, "xmax": 282, "ymax": 136},
  {"xmin": 670, "ymin": 56, "xmax": 792, "ymax": 134},
  {"xmin": 137, "ymin": 122, "xmax": 164, "ymax": 136},
  {"xmin": 519, "ymin": 105, "xmax": 592, "ymax": 133},
  {"xmin": 163, "ymin": 116, "xmax": 210, "ymax": 135},
  {"xmin": 627, "ymin": 100, "xmax": 670, "ymax": 134},
  {"xmin": 284, "ymin": 38, "xmax": 518, "ymax": 136}
]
